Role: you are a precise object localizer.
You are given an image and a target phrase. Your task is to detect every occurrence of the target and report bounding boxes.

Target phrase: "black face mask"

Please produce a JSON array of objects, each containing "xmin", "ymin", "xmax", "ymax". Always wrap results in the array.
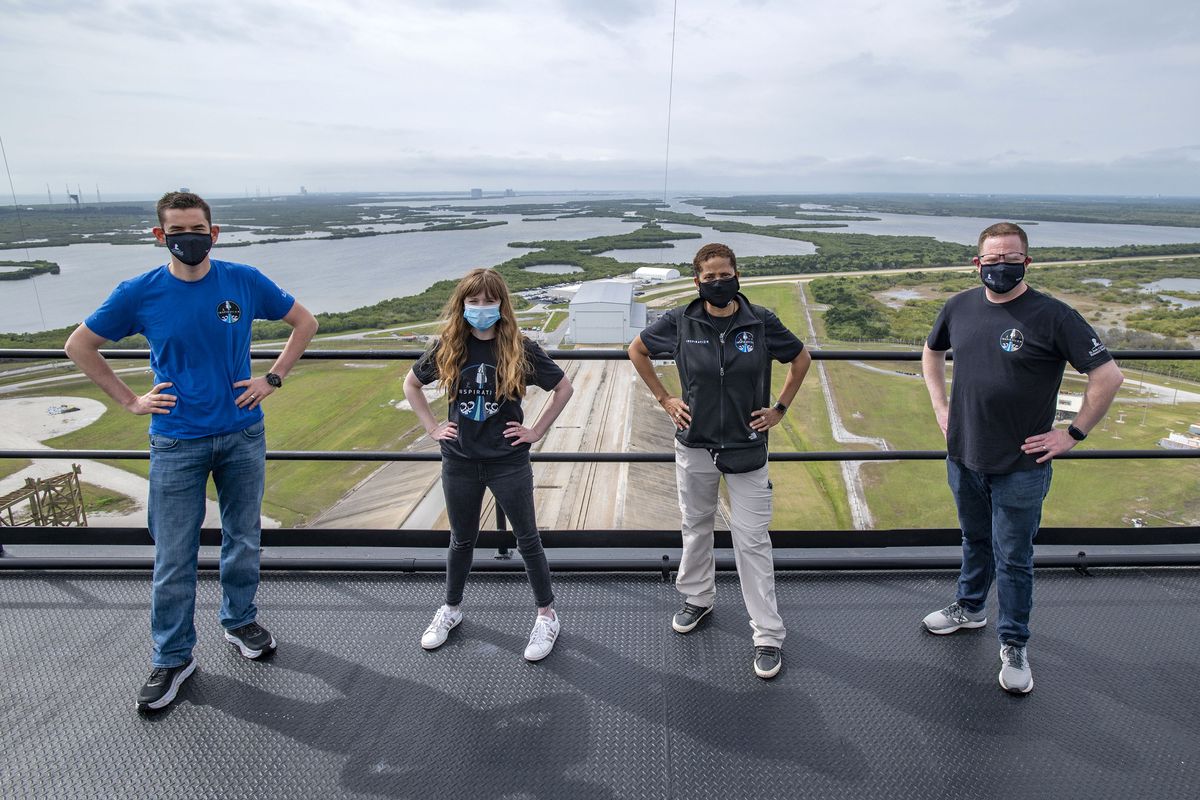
[
  {"xmin": 165, "ymin": 232, "xmax": 214, "ymax": 266},
  {"xmin": 698, "ymin": 276, "xmax": 740, "ymax": 308},
  {"xmin": 980, "ymin": 262, "xmax": 1025, "ymax": 294}
]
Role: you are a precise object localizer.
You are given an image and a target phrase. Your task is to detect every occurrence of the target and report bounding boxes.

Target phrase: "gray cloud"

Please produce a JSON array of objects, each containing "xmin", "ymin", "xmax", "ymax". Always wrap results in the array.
[{"xmin": 1, "ymin": 0, "xmax": 1195, "ymax": 197}]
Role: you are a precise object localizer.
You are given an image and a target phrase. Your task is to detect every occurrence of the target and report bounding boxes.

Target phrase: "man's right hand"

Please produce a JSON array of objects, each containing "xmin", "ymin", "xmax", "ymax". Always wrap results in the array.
[
  {"xmin": 124, "ymin": 382, "xmax": 176, "ymax": 415},
  {"xmin": 934, "ymin": 405, "xmax": 949, "ymax": 439}
]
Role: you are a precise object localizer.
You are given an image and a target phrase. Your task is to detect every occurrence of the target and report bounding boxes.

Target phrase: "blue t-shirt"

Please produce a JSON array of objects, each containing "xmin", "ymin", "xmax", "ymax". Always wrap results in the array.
[{"xmin": 85, "ymin": 259, "xmax": 296, "ymax": 439}]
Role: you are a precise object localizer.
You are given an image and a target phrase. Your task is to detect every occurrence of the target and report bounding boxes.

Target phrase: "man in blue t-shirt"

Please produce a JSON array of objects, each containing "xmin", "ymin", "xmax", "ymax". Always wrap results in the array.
[
  {"xmin": 65, "ymin": 191, "xmax": 318, "ymax": 712},
  {"xmin": 921, "ymin": 222, "xmax": 1124, "ymax": 695}
]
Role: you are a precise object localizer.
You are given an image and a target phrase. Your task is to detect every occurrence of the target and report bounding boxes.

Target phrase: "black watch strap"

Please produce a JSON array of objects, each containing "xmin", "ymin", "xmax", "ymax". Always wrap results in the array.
[
  {"xmin": 266, "ymin": 372, "xmax": 283, "ymax": 388},
  {"xmin": 1067, "ymin": 424, "xmax": 1086, "ymax": 441},
  {"xmin": 772, "ymin": 401, "xmax": 788, "ymax": 414}
]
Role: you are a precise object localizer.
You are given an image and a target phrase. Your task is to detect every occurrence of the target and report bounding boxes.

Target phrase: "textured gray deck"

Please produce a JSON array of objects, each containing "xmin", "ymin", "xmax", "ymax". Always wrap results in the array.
[{"xmin": 2, "ymin": 569, "xmax": 1198, "ymax": 799}]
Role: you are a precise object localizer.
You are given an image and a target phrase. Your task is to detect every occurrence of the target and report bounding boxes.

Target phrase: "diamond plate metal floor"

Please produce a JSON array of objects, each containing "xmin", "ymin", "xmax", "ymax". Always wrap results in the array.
[{"xmin": 2, "ymin": 569, "xmax": 1198, "ymax": 799}]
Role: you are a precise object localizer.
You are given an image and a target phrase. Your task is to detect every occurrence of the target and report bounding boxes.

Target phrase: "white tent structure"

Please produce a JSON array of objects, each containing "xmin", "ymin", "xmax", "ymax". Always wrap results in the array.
[{"xmin": 633, "ymin": 266, "xmax": 681, "ymax": 282}]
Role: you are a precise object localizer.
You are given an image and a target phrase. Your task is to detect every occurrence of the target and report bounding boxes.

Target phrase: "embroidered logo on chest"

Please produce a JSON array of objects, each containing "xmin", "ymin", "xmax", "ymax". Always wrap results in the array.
[
  {"xmin": 216, "ymin": 300, "xmax": 242, "ymax": 324},
  {"xmin": 999, "ymin": 328, "xmax": 1024, "ymax": 352},
  {"xmin": 735, "ymin": 331, "xmax": 754, "ymax": 353}
]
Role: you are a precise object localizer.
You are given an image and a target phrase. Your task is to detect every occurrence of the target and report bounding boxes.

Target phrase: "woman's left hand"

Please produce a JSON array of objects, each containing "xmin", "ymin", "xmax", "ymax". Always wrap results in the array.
[
  {"xmin": 749, "ymin": 406, "xmax": 784, "ymax": 432},
  {"xmin": 504, "ymin": 422, "xmax": 543, "ymax": 445}
]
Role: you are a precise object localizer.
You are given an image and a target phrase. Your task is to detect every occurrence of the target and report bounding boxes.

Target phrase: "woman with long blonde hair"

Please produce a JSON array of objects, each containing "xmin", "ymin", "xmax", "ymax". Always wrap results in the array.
[{"xmin": 404, "ymin": 268, "xmax": 574, "ymax": 661}]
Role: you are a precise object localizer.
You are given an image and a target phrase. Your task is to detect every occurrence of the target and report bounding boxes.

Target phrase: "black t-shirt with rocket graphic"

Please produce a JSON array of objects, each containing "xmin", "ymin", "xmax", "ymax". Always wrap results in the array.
[{"xmin": 412, "ymin": 335, "xmax": 565, "ymax": 462}]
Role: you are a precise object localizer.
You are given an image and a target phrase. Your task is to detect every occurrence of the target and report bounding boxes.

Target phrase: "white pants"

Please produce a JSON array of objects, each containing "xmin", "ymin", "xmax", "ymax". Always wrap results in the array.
[{"xmin": 674, "ymin": 440, "xmax": 785, "ymax": 647}]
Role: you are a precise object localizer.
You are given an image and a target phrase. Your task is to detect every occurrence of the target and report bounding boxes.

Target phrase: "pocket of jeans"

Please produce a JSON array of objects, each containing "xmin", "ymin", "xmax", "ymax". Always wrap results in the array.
[
  {"xmin": 241, "ymin": 420, "xmax": 266, "ymax": 439},
  {"xmin": 148, "ymin": 434, "xmax": 179, "ymax": 450}
]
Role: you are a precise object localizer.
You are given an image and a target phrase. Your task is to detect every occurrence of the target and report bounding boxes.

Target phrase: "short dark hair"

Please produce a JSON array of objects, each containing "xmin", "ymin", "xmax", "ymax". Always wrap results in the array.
[
  {"xmin": 693, "ymin": 242, "xmax": 737, "ymax": 274},
  {"xmin": 978, "ymin": 222, "xmax": 1028, "ymax": 253},
  {"xmin": 156, "ymin": 191, "xmax": 212, "ymax": 227}
]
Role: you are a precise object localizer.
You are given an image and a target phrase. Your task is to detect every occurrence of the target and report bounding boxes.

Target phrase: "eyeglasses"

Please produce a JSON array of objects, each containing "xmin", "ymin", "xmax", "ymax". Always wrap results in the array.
[{"xmin": 977, "ymin": 252, "xmax": 1027, "ymax": 266}]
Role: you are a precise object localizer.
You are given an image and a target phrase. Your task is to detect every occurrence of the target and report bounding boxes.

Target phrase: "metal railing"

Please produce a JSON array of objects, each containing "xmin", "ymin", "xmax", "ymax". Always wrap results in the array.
[{"xmin": 2, "ymin": 346, "xmax": 1199, "ymax": 571}]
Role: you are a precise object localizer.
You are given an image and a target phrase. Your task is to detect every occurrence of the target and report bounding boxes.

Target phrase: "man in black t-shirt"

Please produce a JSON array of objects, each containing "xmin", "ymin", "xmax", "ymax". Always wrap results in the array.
[{"xmin": 921, "ymin": 222, "xmax": 1124, "ymax": 695}]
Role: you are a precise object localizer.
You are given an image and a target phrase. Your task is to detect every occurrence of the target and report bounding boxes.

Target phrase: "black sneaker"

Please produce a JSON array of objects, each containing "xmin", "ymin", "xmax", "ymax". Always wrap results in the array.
[
  {"xmin": 136, "ymin": 658, "xmax": 197, "ymax": 712},
  {"xmin": 224, "ymin": 621, "xmax": 277, "ymax": 659},
  {"xmin": 672, "ymin": 602, "xmax": 713, "ymax": 634},
  {"xmin": 753, "ymin": 646, "xmax": 782, "ymax": 679}
]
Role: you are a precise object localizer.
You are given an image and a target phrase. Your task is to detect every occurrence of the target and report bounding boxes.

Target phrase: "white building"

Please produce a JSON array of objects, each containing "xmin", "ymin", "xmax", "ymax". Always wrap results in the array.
[
  {"xmin": 633, "ymin": 266, "xmax": 681, "ymax": 282},
  {"xmin": 568, "ymin": 280, "xmax": 648, "ymax": 344},
  {"xmin": 1055, "ymin": 393, "xmax": 1083, "ymax": 422}
]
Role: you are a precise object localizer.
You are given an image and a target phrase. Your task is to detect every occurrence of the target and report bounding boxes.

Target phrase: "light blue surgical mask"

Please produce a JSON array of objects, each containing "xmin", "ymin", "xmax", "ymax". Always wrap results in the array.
[{"xmin": 463, "ymin": 303, "xmax": 501, "ymax": 330}]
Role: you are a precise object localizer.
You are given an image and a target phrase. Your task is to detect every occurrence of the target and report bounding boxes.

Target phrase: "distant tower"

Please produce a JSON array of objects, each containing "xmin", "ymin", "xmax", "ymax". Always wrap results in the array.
[
  {"xmin": 95, "ymin": 185, "xmax": 102, "ymax": 204},
  {"xmin": 46, "ymin": 184, "xmax": 52, "ymax": 205},
  {"xmin": 300, "ymin": 185, "xmax": 308, "ymax": 195},
  {"xmin": 470, "ymin": 188, "xmax": 483, "ymax": 199},
  {"xmin": 65, "ymin": 184, "xmax": 79, "ymax": 209}
]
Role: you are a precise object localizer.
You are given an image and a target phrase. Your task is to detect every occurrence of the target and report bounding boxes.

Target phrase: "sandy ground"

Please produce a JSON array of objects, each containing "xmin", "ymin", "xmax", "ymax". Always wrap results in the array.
[{"xmin": 0, "ymin": 396, "xmax": 279, "ymax": 529}]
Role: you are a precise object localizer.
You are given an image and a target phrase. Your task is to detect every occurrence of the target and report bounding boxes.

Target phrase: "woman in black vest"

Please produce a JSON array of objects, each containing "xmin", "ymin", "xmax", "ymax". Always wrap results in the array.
[{"xmin": 629, "ymin": 243, "xmax": 811, "ymax": 679}]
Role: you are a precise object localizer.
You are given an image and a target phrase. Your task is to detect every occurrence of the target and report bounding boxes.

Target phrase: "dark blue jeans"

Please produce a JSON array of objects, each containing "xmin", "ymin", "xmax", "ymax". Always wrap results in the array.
[
  {"xmin": 441, "ymin": 455, "xmax": 554, "ymax": 608},
  {"xmin": 947, "ymin": 458, "xmax": 1052, "ymax": 648},
  {"xmin": 148, "ymin": 420, "xmax": 267, "ymax": 668}
]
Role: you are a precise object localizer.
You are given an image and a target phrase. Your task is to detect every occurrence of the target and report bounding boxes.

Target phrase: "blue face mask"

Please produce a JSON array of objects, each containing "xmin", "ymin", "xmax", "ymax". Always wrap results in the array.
[
  {"xmin": 463, "ymin": 303, "xmax": 501, "ymax": 330},
  {"xmin": 164, "ymin": 232, "xmax": 214, "ymax": 266}
]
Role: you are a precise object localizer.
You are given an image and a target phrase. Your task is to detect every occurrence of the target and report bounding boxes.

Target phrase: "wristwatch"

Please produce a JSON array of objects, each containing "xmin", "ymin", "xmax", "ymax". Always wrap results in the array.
[
  {"xmin": 1067, "ymin": 424, "xmax": 1086, "ymax": 441},
  {"xmin": 772, "ymin": 401, "xmax": 788, "ymax": 414},
  {"xmin": 266, "ymin": 372, "xmax": 283, "ymax": 388}
]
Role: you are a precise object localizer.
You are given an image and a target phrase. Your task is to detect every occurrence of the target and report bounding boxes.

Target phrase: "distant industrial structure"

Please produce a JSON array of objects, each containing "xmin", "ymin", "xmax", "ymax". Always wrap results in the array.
[
  {"xmin": 567, "ymin": 279, "xmax": 647, "ymax": 344},
  {"xmin": 633, "ymin": 266, "xmax": 681, "ymax": 282},
  {"xmin": 470, "ymin": 188, "xmax": 483, "ymax": 199},
  {"xmin": 1159, "ymin": 423, "xmax": 1200, "ymax": 450}
]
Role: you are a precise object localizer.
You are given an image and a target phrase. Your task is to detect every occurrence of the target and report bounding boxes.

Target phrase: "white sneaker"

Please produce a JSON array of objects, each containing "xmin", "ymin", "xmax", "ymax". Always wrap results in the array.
[
  {"xmin": 999, "ymin": 644, "xmax": 1034, "ymax": 694},
  {"xmin": 420, "ymin": 605, "xmax": 462, "ymax": 650},
  {"xmin": 523, "ymin": 612, "xmax": 560, "ymax": 662},
  {"xmin": 922, "ymin": 601, "xmax": 987, "ymax": 635}
]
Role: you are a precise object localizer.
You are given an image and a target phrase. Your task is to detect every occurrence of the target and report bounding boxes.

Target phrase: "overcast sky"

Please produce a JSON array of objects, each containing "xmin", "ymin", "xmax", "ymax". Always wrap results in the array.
[{"xmin": 2, "ymin": 0, "xmax": 1197, "ymax": 198}]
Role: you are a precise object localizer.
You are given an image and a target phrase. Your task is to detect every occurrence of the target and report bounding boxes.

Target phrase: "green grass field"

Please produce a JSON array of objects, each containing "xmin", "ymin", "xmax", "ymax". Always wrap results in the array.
[{"xmin": 24, "ymin": 360, "xmax": 425, "ymax": 526}]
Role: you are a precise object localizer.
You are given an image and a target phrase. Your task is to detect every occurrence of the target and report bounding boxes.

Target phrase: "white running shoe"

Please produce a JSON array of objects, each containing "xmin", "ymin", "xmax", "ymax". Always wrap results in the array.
[
  {"xmin": 523, "ymin": 612, "xmax": 560, "ymax": 662},
  {"xmin": 999, "ymin": 644, "xmax": 1034, "ymax": 694},
  {"xmin": 420, "ymin": 605, "xmax": 462, "ymax": 650},
  {"xmin": 922, "ymin": 601, "xmax": 987, "ymax": 635}
]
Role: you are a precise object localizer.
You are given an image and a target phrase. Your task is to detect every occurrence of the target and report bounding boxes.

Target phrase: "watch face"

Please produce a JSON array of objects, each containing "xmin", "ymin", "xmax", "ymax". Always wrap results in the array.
[{"xmin": 266, "ymin": 373, "xmax": 282, "ymax": 387}]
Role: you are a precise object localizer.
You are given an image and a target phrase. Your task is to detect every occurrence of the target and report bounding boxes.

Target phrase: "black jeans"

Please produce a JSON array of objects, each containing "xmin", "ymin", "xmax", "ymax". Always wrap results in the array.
[{"xmin": 441, "ymin": 455, "xmax": 554, "ymax": 608}]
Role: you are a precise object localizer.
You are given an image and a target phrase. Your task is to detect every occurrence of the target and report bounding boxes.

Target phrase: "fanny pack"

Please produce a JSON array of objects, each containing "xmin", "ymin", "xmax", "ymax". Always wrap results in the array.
[{"xmin": 707, "ymin": 443, "xmax": 768, "ymax": 474}]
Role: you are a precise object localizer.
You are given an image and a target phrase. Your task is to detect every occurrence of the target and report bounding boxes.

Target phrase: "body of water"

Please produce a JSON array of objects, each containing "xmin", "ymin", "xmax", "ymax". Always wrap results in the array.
[
  {"xmin": 4, "ymin": 195, "xmax": 1199, "ymax": 334},
  {"xmin": 667, "ymin": 200, "xmax": 1200, "ymax": 247}
]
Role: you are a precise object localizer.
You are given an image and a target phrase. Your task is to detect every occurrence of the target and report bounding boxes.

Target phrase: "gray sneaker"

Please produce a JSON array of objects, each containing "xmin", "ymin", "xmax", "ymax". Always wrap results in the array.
[
  {"xmin": 672, "ymin": 602, "xmax": 713, "ymax": 634},
  {"xmin": 922, "ymin": 601, "xmax": 987, "ymax": 635},
  {"xmin": 999, "ymin": 644, "xmax": 1033, "ymax": 694},
  {"xmin": 753, "ymin": 646, "xmax": 782, "ymax": 679}
]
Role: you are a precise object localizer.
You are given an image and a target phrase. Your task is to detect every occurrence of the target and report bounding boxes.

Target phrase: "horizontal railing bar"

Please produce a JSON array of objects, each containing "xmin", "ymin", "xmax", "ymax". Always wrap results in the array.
[
  {"xmin": 4, "ymin": 526, "xmax": 1198, "ymax": 548},
  {"xmin": 3, "ymin": 348, "xmax": 1199, "ymax": 361},
  {"xmin": 2, "ymin": 448, "xmax": 1196, "ymax": 462},
  {"xmin": 4, "ymin": 554, "xmax": 1200, "ymax": 572}
]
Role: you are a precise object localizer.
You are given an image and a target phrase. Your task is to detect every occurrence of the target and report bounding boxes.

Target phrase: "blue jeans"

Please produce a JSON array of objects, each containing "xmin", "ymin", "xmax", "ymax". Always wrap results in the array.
[
  {"xmin": 947, "ymin": 458, "xmax": 1052, "ymax": 648},
  {"xmin": 441, "ymin": 455, "xmax": 554, "ymax": 608},
  {"xmin": 148, "ymin": 420, "xmax": 267, "ymax": 667}
]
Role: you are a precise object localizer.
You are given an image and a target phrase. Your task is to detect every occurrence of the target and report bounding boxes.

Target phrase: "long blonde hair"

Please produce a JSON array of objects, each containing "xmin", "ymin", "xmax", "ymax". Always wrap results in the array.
[{"xmin": 434, "ymin": 269, "xmax": 530, "ymax": 400}]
